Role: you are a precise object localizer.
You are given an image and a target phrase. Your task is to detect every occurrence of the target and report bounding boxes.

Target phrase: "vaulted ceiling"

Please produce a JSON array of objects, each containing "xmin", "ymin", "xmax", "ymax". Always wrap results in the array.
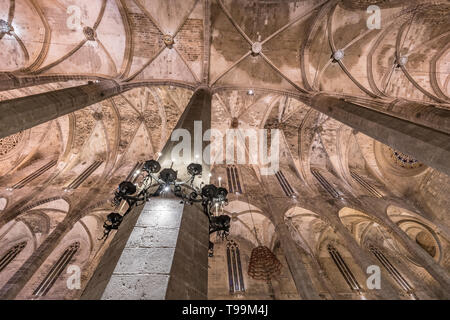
[
  {"xmin": 1, "ymin": 0, "xmax": 448, "ymax": 101},
  {"xmin": 0, "ymin": 0, "xmax": 449, "ymax": 207}
]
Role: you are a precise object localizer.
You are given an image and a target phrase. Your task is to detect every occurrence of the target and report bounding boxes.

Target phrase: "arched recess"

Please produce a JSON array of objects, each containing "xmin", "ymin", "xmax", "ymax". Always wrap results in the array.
[
  {"xmin": 222, "ymin": 200, "xmax": 274, "ymax": 248},
  {"xmin": 209, "ymin": 200, "xmax": 297, "ymax": 300},
  {"xmin": 354, "ymin": 132, "xmax": 431, "ymax": 196},
  {"xmin": 0, "ymin": 200, "xmax": 66, "ymax": 290},
  {"xmin": 284, "ymin": 206, "xmax": 365, "ymax": 299},
  {"xmin": 74, "ymin": 210, "xmax": 114, "ymax": 291},
  {"xmin": 339, "ymin": 206, "xmax": 444, "ymax": 299},
  {"xmin": 315, "ymin": 117, "xmax": 359, "ymax": 194},
  {"xmin": 16, "ymin": 219, "xmax": 92, "ymax": 300},
  {"xmin": 14, "ymin": 197, "xmax": 70, "ymax": 231},
  {"xmin": 0, "ymin": 220, "xmax": 36, "ymax": 288},
  {"xmin": 386, "ymin": 205, "xmax": 449, "ymax": 267},
  {"xmin": 0, "ymin": 129, "xmax": 31, "ymax": 177},
  {"xmin": 343, "ymin": 130, "xmax": 386, "ymax": 198},
  {"xmin": 0, "ymin": 119, "xmax": 64, "ymax": 188}
]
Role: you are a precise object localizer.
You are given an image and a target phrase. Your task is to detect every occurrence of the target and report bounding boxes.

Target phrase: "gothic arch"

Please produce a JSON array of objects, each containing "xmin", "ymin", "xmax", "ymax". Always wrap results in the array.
[
  {"xmin": 17, "ymin": 219, "xmax": 91, "ymax": 299},
  {"xmin": 386, "ymin": 205, "xmax": 448, "ymax": 265}
]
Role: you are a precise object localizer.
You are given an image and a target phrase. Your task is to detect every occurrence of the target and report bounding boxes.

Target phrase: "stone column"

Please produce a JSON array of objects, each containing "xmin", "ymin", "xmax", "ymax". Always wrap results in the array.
[
  {"xmin": 285, "ymin": 218, "xmax": 337, "ymax": 299},
  {"xmin": 0, "ymin": 80, "xmax": 123, "ymax": 139},
  {"xmin": 0, "ymin": 73, "xmax": 105, "ymax": 91},
  {"xmin": 385, "ymin": 219, "xmax": 450, "ymax": 295},
  {"xmin": 82, "ymin": 197, "xmax": 209, "ymax": 300},
  {"xmin": 158, "ymin": 85, "xmax": 211, "ymax": 174},
  {"xmin": 309, "ymin": 94, "xmax": 450, "ymax": 175},
  {"xmin": 324, "ymin": 215, "xmax": 400, "ymax": 299},
  {"xmin": 165, "ymin": 201, "xmax": 209, "ymax": 299},
  {"xmin": 82, "ymin": 87, "xmax": 212, "ymax": 299},
  {"xmin": 274, "ymin": 222, "xmax": 320, "ymax": 299}
]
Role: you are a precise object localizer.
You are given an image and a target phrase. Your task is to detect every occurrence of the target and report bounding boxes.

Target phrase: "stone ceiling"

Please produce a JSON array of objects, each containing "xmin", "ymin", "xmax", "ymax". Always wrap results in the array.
[
  {"xmin": 0, "ymin": 0, "xmax": 448, "ymax": 102},
  {"xmin": 0, "ymin": 0, "xmax": 448, "ymax": 212}
]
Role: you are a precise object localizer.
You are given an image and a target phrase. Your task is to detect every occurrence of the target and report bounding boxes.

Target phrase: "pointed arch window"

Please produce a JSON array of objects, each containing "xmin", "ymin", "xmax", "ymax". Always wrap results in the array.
[
  {"xmin": 369, "ymin": 245, "xmax": 414, "ymax": 295},
  {"xmin": 11, "ymin": 160, "xmax": 57, "ymax": 189},
  {"xmin": 226, "ymin": 240, "xmax": 245, "ymax": 293},
  {"xmin": 0, "ymin": 242, "xmax": 27, "ymax": 272},
  {"xmin": 66, "ymin": 161, "xmax": 103, "ymax": 190},
  {"xmin": 226, "ymin": 165, "xmax": 242, "ymax": 194},
  {"xmin": 275, "ymin": 170, "xmax": 295, "ymax": 197},
  {"xmin": 350, "ymin": 170, "xmax": 382, "ymax": 198},
  {"xmin": 33, "ymin": 242, "xmax": 80, "ymax": 297},
  {"xmin": 327, "ymin": 244, "xmax": 361, "ymax": 292},
  {"xmin": 311, "ymin": 169, "xmax": 340, "ymax": 198}
]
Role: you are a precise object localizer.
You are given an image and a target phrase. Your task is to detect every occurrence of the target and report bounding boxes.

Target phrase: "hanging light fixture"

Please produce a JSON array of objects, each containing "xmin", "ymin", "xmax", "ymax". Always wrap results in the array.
[
  {"xmin": 248, "ymin": 245, "xmax": 282, "ymax": 281},
  {"xmin": 246, "ymin": 203, "xmax": 281, "ymax": 281},
  {"xmin": 99, "ymin": 160, "xmax": 231, "ymax": 256}
]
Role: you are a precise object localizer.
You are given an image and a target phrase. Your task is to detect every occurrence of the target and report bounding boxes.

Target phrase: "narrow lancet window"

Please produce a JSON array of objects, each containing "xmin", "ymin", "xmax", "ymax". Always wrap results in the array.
[
  {"xmin": 327, "ymin": 244, "xmax": 361, "ymax": 292},
  {"xmin": 275, "ymin": 170, "xmax": 295, "ymax": 197},
  {"xmin": 226, "ymin": 165, "xmax": 243, "ymax": 194},
  {"xmin": 226, "ymin": 240, "xmax": 245, "ymax": 294},
  {"xmin": 369, "ymin": 245, "xmax": 414, "ymax": 295},
  {"xmin": 66, "ymin": 161, "xmax": 103, "ymax": 189},
  {"xmin": 33, "ymin": 242, "xmax": 80, "ymax": 297},
  {"xmin": 0, "ymin": 242, "xmax": 27, "ymax": 272},
  {"xmin": 311, "ymin": 169, "xmax": 340, "ymax": 198},
  {"xmin": 350, "ymin": 170, "xmax": 382, "ymax": 198},
  {"xmin": 11, "ymin": 160, "xmax": 57, "ymax": 189}
]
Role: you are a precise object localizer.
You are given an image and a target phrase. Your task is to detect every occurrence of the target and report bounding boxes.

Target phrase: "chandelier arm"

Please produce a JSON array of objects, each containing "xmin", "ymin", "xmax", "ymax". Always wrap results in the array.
[{"xmin": 101, "ymin": 161, "xmax": 231, "ymax": 257}]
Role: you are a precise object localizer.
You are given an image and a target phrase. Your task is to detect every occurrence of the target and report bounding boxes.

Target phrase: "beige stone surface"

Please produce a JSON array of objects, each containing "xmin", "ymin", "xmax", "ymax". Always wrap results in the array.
[{"xmin": 0, "ymin": 0, "xmax": 449, "ymax": 300}]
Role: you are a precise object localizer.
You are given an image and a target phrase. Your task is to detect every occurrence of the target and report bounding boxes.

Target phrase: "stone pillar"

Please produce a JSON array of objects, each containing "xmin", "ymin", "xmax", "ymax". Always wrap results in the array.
[
  {"xmin": 82, "ymin": 87, "xmax": 212, "ymax": 299},
  {"xmin": 0, "ymin": 80, "xmax": 123, "ymax": 139},
  {"xmin": 386, "ymin": 220, "xmax": 450, "ymax": 295},
  {"xmin": 325, "ymin": 216, "xmax": 400, "ymax": 299},
  {"xmin": 275, "ymin": 222, "xmax": 320, "ymax": 299},
  {"xmin": 285, "ymin": 218, "xmax": 337, "ymax": 299},
  {"xmin": 0, "ymin": 73, "xmax": 105, "ymax": 91},
  {"xmin": 0, "ymin": 215, "xmax": 76, "ymax": 299},
  {"xmin": 165, "ymin": 201, "xmax": 209, "ymax": 299},
  {"xmin": 82, "ymin": 197, "xmax": 209, "ymax": 300},
  {"xmin": 158, "ymin": 86, "xmax": 211, "ymax": 177},
  {"xmin": 309, "ymin": 94, "xmax": 450, "ymax": 175}
]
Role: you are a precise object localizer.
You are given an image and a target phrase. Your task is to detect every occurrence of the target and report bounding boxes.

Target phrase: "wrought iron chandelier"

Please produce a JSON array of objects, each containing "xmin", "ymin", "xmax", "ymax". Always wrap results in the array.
[
  {"xmin": 99, "ymin": 160, "xmax": 231, "ymax": 255},
  {"xmin": 246, "ymin": 203, "xmax": 281, "ymax": 281}
]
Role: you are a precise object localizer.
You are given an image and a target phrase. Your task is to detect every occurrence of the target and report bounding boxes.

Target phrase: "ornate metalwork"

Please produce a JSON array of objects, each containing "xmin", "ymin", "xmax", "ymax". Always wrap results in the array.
[
  {"xmin": 0, "ymin": 132, "xmax": 24, "ymax": 157},
  {"xmin": 247, "ymin": 246, "xmax": 281, "ymax": 281},
  {"xmin": 100, "ymin": 160, "xmax": 230, "ymax": 256}
]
